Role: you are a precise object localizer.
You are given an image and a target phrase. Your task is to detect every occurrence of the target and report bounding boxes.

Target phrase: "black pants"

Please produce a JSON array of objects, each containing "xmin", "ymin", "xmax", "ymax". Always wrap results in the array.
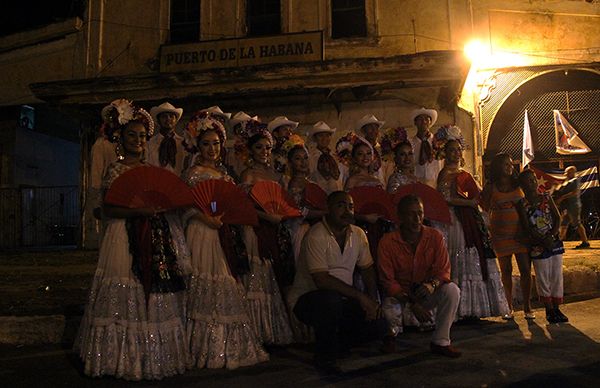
[{"xmin": 294, "ymin": 290, "xmax": 385, "ymax": 361}]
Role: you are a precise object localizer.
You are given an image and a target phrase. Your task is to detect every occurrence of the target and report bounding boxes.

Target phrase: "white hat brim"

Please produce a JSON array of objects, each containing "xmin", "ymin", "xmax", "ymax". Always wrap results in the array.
[
  {"xmin": 356, "ymin": 118, "xmax": 385, "ymax": 132},
  {"xmin": 150, "ymin": 106, "xmax": 183, "ymax": 123},
  {"xmin": 410, "ymin": 108, "xmax": 438, "ymax": 126}
]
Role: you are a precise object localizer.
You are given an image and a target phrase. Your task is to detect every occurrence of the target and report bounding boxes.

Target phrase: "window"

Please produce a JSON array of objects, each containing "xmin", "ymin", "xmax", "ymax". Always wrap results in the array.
[
  {"xmin": 246, "ymin": 0, "xmax": 281, "ymax": 37},
  {"xmin": 170, "ymin": 0, "xmax": 201, "ymax": 43},
  {"xmin": 331, "ymin": 0, "xmax": 366, "ymax": 39}
]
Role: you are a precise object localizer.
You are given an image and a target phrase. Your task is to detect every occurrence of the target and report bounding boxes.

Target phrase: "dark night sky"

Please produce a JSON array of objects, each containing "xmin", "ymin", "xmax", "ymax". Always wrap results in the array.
[{"xmin": 0, "ymin": 0, "xmax": 86, "ymax": 37}]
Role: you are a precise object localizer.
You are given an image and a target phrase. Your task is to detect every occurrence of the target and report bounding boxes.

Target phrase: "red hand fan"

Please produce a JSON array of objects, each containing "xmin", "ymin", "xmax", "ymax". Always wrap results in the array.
[
  {"xmin": 456, "ymin": 171, "xmax": 481, "ymax": 199},
  {"xmin": 191, "ymin": 179, "xmax": 259, "ymax": 226},
  {"xmin": 104, "ymin": 166, "xmax": 194, "ymax": 209},
  {"xmin": 348, "ymin": 186, "xmax": 397, "ymax": 222},
  {"xmin": 392, "ymin": 183, "xmax": 451, "ymax": 224},
  {"xmin": 250, "ymin": 181, "xmax": 302, "ymax": 219},
  {"xmin": 304, "ymin": 182, "xmax": 328, "ymax": 211}
]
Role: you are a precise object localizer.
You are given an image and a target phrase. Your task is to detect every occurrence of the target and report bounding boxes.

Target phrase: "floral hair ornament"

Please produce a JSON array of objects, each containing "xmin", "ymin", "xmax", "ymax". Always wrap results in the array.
[
  {"xmin": 432, "ymin": 125, "xmax": 466, "ymax": 160},
  {"xmin": 379, "ymin": 127, "xmax": 409, "ymax": 160},
  {"xmin": 282, "ymin": 134, "xmax": 307, "ymax": 155},
  {"xmin": 183, "ymin": 111, "xmax": 227, "ymax": 153},
  {"xmin": 273, "ymin": 134, "xmax": 306, "ymax": 175},
  {"xmin": 335, "ymin": 131, "xmax": 359, "ymax": 167},
  {"xmin": 100, "ymin": 99, "xmax": 154, "ymax": 141},
  {"xmin": 335, "ymin": 132, "xmax": 374, "ymax": 167},
  {"xmin": 242, "ymin": 120, "xmax": 273, "ymax": 145}
]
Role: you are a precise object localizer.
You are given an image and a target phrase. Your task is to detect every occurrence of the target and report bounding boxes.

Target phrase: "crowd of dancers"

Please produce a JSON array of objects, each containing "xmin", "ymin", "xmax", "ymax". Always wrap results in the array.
[{"xmin": 77, "ymin": 99, "xmax": 569, "ymax": 380}]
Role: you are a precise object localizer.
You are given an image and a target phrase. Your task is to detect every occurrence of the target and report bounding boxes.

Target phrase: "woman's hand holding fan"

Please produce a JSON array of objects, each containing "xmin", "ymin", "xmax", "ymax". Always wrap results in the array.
[
  {"xmin": 191, "ymin": 180, "xmax": 259, "ymax": 226},
  {"xmin": 250, "ymin": 181, "xmax": 302, "ymax": 220}
]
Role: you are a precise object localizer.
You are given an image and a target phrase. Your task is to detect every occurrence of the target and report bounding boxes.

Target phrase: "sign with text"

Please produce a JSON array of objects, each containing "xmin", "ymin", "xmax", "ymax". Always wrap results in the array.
[{"xmin": 160, "ymin": 31, "xmax": 323, "ymax": 73}]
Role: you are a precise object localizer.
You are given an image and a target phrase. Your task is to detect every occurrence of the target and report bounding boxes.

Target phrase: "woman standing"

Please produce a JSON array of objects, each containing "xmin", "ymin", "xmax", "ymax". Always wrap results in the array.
[
  {"xmin": 386, "ymin": 141, "xmax": 418, "ymax": 194},
  {"xmin": 481, "ymin": 153, "xmax": 533, "ymax": 319},
  {"xmin": 76, "ymin": 100, "xmax": 189, "ymax": 380},
  {"xmin": 239, "ymin": 127, "xmax": 294, "ymax": 346},
  {"xmin": 284, "ymin": 138, "xmax": 327, "ymax": 260},
  {"xmin": 437, "ymin": 135, "xmax": 509, "ymax": 319},
  {"xmin": 340, "ymin": 137, "xmax": 388, "ymax": 262},
  {"xmin": 182, "ymin": 114, "xmax": 268, "ymax": 369}
]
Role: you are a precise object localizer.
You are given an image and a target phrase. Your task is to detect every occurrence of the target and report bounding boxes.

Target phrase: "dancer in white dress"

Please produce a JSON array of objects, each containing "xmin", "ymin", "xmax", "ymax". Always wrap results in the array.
[
  {"xmin": 75, "ymin": 101, "xmax": 190, "ymax": 380},
  {"xmin": 182, "ymin": 115, "xmax": 268, "ymax": 369},
  {"xmin": 436, "ymin": 135, "xmax": 509, "ymax": 319},
  {"xmin": 239, "ymin": 125, "xmax": 294, "ymax": 345}
]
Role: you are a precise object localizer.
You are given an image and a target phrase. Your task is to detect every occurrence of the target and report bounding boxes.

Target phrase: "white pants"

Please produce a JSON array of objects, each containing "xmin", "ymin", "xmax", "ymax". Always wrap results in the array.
[
  {"xmin": 383, "ymin": 282, "xmax": 460, "ymax": 346},
  {"xmin": 533, "ymin": 254, "xmax": 564, "ymax": 304}
]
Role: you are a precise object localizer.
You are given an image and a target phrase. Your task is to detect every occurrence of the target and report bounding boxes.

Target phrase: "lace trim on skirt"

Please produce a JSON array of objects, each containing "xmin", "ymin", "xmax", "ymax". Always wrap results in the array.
[
  {"xmin": 185, "ymin": 272, "xmax": 269, "ymax": 369},
  {"xmin": 75, "ymin": 276, "xmax": 188, "ymax": 380}
]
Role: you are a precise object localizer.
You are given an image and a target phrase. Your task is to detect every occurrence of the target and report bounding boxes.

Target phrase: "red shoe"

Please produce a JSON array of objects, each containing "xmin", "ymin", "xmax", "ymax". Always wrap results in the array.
[{"xmin": 430, "ymin": 342, "xmax": 462, "ymax": 358}]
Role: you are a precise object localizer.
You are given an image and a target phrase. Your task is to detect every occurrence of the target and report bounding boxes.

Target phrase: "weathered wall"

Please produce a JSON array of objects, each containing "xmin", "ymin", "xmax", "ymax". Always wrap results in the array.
[{"xmin": 2, "ymin": 1, "xmax": 599, "ymax": 106}]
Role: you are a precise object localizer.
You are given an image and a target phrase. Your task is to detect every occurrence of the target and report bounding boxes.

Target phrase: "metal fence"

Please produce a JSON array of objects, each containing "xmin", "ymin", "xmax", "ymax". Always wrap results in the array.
[{"xmin": 0, "ymin": 186, "xmax": 79, "ymax": 249}]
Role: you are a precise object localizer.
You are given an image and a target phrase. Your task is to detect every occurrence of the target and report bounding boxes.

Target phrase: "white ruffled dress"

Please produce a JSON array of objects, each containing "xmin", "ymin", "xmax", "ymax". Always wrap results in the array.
[
  {"xmin": 183, "ymin": 166, "xmax": 268, "ymax": 369},
  {"xmin": 439, "ymin": 172, "xmax": 510, "ymax": 318},
  {"xmin": 240, "ymin": 181, "xmax": 294, "ymax": 346},
  {"xmin": 75, "ymin": 162, "xmax": 190, "ymax": 381}
]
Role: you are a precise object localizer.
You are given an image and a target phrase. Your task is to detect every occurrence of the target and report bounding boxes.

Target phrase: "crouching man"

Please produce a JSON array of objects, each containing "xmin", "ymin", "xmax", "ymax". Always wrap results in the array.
[
  {"xmin": 377, "ymin": 194, "xmax": 461, "ymax": 357},
  {"xmin": 288, "ymin": 191, "xmax": 384, "ymax": 373}
]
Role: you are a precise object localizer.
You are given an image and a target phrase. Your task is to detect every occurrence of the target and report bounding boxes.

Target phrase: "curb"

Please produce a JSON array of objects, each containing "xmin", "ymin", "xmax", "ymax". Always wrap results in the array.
[
  {"xmin": 1, "ymin": 268, "xmax": 599, "ymax": 346},
  {"xmin": 0, "ymin": 315, "xmax": 65, "ymax": 345}
]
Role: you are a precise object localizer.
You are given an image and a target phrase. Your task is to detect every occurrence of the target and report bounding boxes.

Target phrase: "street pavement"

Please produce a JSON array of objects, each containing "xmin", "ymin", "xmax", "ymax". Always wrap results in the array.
[{"xmin": 1, "ymin": 296, "xmax": 600, "ymax": 388}]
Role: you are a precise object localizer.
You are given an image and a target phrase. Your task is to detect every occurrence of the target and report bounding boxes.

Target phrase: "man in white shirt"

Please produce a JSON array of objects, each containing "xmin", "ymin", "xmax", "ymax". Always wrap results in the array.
[
  {"xmin": 289, "ymin": 191, "xmax": 383, "ymax": 373},
  {"xmin": 410, "ymin": 108, "xmax": 442, "ymax": 188},
  {"xmin": 147, "ymin": 102, "xmax": 185, "ymax": 175}
]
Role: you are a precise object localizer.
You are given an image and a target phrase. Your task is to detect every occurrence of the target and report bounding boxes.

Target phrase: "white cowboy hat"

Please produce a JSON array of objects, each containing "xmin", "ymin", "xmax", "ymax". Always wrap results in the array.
[
  {"xmin": 229, "ymin": 111, "xmax": 259, "ymax": 127},
  {"xmin": 308, "ymin": 121, "xmax": 336, "ymax": 137},
  {"xmin": 355, "ymin": 114, "xmax": 385, "ymax": 131},
  {"xmin": 410, "ymin": 107, "xmax": 438, "ymax": 126},
  {"xmin": 267, "ymin": 116, "xmax": 299, "ymax": 132},
  {"xmin": 201, "ymin": 106, "xmax": 231, "ymax": 120},
  {"xmin": 150, "ymin": 102, "xmax": 183, "ymax": 123}
]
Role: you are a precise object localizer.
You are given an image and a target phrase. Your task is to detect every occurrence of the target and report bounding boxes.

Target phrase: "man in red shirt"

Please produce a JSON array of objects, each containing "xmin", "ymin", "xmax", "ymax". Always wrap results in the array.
[{"xmin": 377, "ymin": 194, "xmax": 461, "ymax": 357}]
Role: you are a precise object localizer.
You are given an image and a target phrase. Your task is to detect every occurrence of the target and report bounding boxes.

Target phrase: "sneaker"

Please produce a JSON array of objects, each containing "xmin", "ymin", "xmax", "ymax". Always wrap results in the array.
[
  {"xmin": 381, "ymin": 335, "xmax": 398, "ymax": 354},
  {"xmin": 575, "ymin": 242, "xmax": 590, "ymax": 249},
  {"xmin": 524, "ymin": 312, "xmax": 536, "ymax": 320},
  {"xmin": 502, "ymin": 310, "xmax": 514, "ymax": 320},
  {"xmin": 554, "ymin": 308, "xmax": 569, "ymax": 323},
  {"xmin": 430, "ymin": 342, "xmax": 462, "ymax": 358}
]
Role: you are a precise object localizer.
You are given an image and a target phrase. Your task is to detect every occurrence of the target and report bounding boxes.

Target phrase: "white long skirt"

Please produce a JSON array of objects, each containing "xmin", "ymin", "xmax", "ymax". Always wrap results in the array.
[
  {"xmin": 446, "ymin": 211, "xmax": 510, "ymax": 318},
  {"xmin": 185, "ymin": 220, "xmax": 268, "ymax": 369},
  {"xmin": 241, "ymin": 226, "xmax": 294, "ymax": 345},
  {"xmin": 75, "ymin": 219, "xmax": 189, "ymax": 381}
]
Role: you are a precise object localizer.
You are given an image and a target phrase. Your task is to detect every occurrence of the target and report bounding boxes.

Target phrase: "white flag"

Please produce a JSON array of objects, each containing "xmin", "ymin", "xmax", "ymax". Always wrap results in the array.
[
  {"xmin": 522, "ymin": 110, "xmax": 534, "ymax": 167},
  {"xmin": 554, "ymin": 110, "xmax": 591, "ymax": 155}
]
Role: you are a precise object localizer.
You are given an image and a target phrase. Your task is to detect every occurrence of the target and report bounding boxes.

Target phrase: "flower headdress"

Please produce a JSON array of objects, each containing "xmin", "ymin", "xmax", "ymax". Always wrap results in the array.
[
  {"xmin": 379, "ymin": 127, "xmax": 409, "ymax": 160},
  {"xmin": 242, "ymin": 120, "xmax": 273, "ymax": 145},
  {"xmin": 273, "ymin": 134, "xmax": 306, "ymax": 175},
  {"xmin": 335, "ymin": 132, "xmax": 375, "ymax": 167},
  {"xmin": 432, "ymin": 125, "xmax": 466, "ymax": 160},
  {"xmin": 335, "ymin": 132, "xmax": 358, "ymax": 166},
  {"xmin": 100, "ymin": 99, "xmax": 154, "ymax": 141},
  {"xmin": 183, "ymin": 111, "xmax": 227, "ymax": 153},
  {"xmin": 280, "ymin": 134, "xmax": 304, "ymax": 155}
]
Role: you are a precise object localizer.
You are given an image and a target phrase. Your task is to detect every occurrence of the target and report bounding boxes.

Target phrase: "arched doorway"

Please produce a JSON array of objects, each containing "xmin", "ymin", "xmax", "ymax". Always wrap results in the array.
[
  {"xmin": 482, "ymin": 68, "xmax": 600, "ymax": 239},
  {"xmin": 484, "ymin": 69, "xmax": 600, "ymax": 165}
]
